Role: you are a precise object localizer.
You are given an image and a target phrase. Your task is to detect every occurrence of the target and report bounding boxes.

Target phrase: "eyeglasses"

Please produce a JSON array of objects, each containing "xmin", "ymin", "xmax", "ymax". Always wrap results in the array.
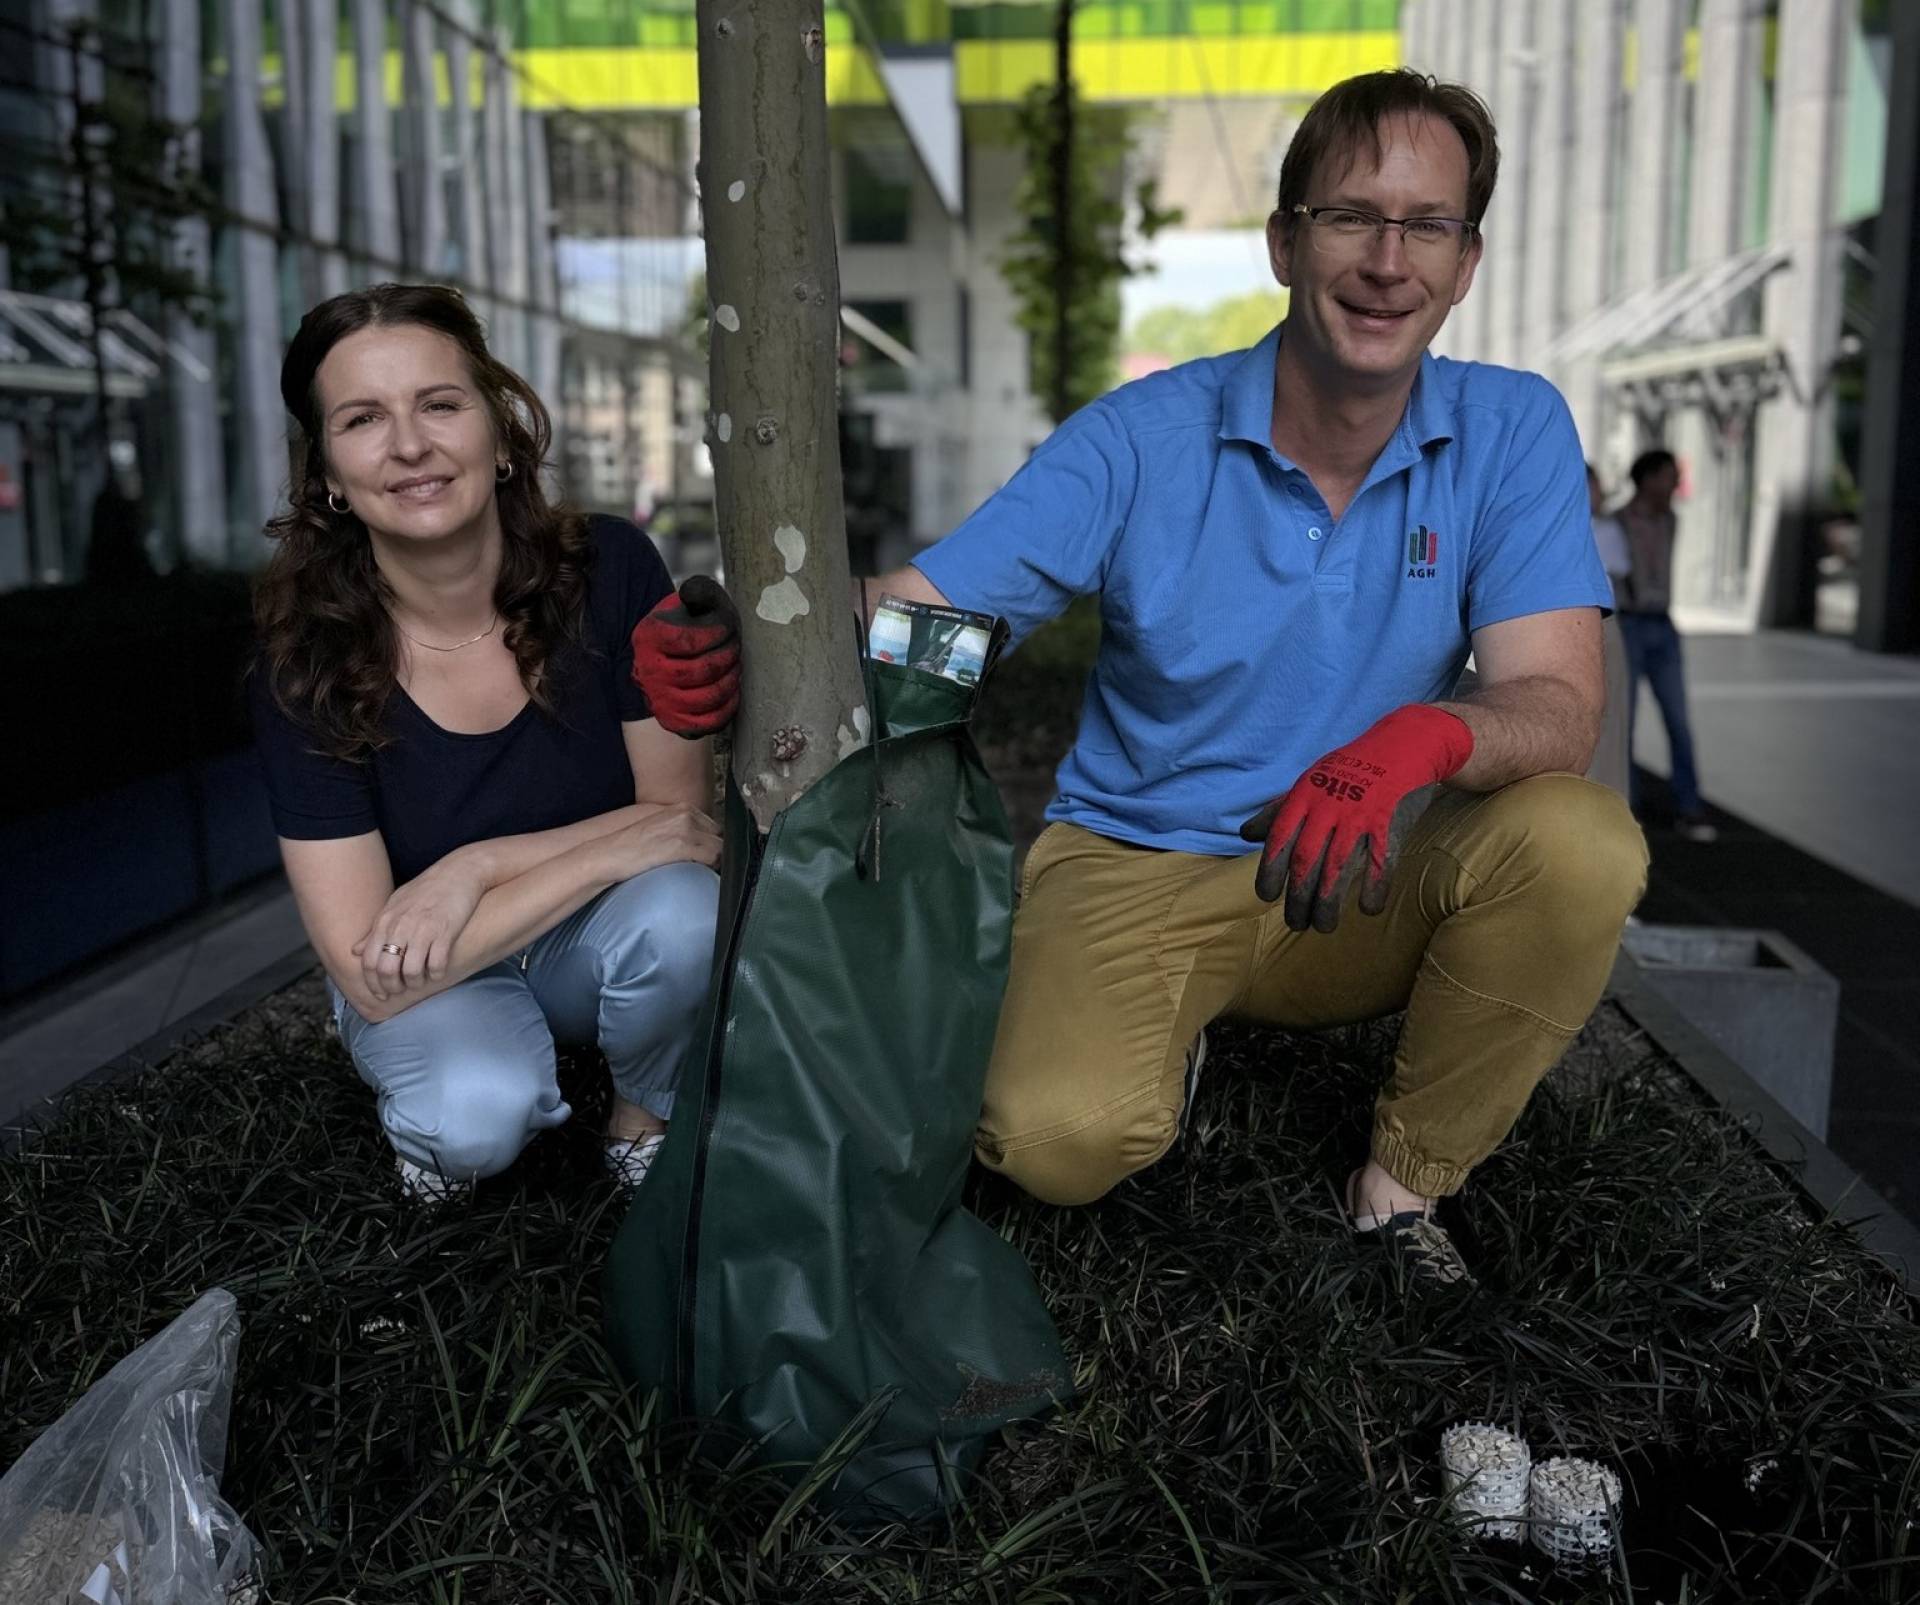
[{"xmin": 1291, "ymin": 205, "xmax": 1476, "ymax": 257}]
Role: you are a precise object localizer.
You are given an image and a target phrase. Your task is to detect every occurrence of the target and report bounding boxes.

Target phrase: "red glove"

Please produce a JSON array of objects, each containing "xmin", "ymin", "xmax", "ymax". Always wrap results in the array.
[
  {"xmin": 630, "ymin": 574, "xmax": 741, "ymax": 737},
  {"xmin": 1237, "ymin": 704, "xmax": 1474, "ymax": 933}
]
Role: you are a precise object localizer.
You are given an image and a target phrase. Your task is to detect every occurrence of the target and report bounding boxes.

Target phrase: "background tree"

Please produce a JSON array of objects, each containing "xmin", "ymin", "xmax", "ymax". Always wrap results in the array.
[
  {"xmin": 1000, "ymin": 5, "xmax": 1181, "ymax": 424},
  {"xmin": 695, "ymin": 0, "xmax": 869, "ymax": 829},
  {"xmin": 0, "ymin": 20, "xmax": 214, "ymax": 458},
  {"xmin": 1126, "ymin": 289, "xmax": 1291, "ymax": 366}
]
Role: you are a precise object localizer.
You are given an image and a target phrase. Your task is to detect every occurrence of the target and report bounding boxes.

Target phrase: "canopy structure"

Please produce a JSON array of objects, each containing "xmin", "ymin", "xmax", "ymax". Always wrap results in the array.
[{"xmin": 0, "ymin": 288, "xmax": 207, "ymax": 401}]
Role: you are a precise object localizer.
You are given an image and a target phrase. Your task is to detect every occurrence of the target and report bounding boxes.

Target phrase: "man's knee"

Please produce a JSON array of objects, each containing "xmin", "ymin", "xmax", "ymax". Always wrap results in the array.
[
  {"xmin": 1482, "ymin": 773, "xmax": 1648, "ymax": 925},
  {"xmin": 975, "ymin": 1088, "xmax": 1178, "ymax": 1207}
]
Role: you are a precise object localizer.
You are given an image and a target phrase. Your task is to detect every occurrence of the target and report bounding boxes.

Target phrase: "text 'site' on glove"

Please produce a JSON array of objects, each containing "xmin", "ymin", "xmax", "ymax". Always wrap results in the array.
[
  {"xmin": 629, "ymin": 574, "xmax": 741, "ymax": 738},
  {"xmin": 1237, "ymin": 704, "xmax": 1474, "ymax": 934}
]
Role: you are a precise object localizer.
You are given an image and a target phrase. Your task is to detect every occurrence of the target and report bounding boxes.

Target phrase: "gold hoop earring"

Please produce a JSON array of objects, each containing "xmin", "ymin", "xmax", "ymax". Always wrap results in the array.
[
  {"xmin": 327, "ymin": 491, "xmax": 351, "ymax": 515},
  {"xmin": 495, "ymin": 461, "xmax": 514, "ymax": 484}
]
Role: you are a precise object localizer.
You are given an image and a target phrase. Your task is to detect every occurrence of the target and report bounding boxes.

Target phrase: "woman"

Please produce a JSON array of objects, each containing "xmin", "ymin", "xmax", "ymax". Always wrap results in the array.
[{"xmin": 251, "ymin": 283, "xmax": 723, "ymax": 1203}]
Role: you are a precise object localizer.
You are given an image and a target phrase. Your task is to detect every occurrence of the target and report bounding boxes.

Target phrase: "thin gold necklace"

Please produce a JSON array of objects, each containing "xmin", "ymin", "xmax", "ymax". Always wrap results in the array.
[{"xmin": 395, "ymin": 611, "xmax": 500, "ymax": 653}]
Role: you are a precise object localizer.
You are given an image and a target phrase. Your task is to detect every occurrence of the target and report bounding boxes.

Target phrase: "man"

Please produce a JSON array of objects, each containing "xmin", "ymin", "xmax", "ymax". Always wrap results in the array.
[
  {"xmin": 1614, "ymin": 448, "xmax": 1717, "ymax": 842},
  {"xmin": 1587, "ymin": 464, "xmax": 1633, "ymax": 800},
  {"xmin": 636, "ymin": 70, "xmax": 1647, "ymax": 1286}
]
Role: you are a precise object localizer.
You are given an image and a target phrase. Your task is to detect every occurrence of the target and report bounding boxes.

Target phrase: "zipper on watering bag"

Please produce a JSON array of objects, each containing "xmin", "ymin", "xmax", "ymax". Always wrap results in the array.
[{"xmin": 673, "ymin": 821, "xmax": 768, "ymax": 1415}]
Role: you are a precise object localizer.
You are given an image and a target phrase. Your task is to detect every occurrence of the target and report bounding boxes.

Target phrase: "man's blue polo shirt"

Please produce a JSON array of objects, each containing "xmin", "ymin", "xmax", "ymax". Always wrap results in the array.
[{"xmin": 914, "ymin": 327, "xmax": 1611, "ymax": 856}]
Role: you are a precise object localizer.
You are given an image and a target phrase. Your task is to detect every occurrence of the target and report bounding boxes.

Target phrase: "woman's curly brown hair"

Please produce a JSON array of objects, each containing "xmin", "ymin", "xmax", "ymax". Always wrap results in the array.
[{"xmin": 253, "ymin": 282, "xmax": 592, "ymax": 760}]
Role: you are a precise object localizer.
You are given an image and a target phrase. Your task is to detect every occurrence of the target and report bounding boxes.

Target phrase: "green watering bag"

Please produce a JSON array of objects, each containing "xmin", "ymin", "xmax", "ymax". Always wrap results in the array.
[{"xmin": 603, "ymin": 657, "xmax": 1070, "ymax": 1522}]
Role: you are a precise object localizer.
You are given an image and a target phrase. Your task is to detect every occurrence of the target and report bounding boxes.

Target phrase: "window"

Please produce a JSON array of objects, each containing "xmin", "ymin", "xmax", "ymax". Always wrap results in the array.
[
  {"xmin": 845, "ymin": 299, "xmax": 913, "ymax": 393},
  {"xmin": 957, "ymin": 285, "xmax": 970, "ymax": 390},
  {"xmin": 843, "ymin": 122, "xmax": 914, "ymax": 244}
]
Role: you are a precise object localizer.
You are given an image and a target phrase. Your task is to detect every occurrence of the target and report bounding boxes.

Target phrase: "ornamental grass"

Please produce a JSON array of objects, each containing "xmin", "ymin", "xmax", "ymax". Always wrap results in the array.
[{"xmin": 5, "ymin": 986, "xmax": 1915, "ymax": 1602}]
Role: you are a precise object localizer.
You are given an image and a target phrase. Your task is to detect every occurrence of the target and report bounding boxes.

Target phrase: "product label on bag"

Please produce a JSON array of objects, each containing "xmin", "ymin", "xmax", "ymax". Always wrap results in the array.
[{"xmin": 868, "ymin": 595, "xmax": 995, "ymax": 687}]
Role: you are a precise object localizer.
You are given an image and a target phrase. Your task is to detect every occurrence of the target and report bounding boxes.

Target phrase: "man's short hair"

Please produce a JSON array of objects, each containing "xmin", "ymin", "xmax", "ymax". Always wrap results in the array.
[
  {"xmin": 1629, "ymin": 448, "xmax": 1678, "ymax": 487},
  {"xmin": 1276, "ymin": 69, "xmax": 1500, "ymax": 229}
]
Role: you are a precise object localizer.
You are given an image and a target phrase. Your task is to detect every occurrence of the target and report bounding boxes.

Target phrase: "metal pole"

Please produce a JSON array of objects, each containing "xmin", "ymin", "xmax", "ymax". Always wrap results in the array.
[
  {"xmin": 66, "ymin": 24, "xmax": 112, "ymax": 467},
  {"xmin": 1857, "ymin": 0, "xmax": 1920, "ymax": 652}
]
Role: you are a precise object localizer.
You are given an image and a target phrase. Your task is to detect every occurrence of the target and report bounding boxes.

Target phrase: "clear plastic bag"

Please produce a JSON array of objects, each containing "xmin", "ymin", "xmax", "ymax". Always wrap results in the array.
[{"xmin": 0, "ymin": 1289, "xmax": 259, "ymax": 1604}]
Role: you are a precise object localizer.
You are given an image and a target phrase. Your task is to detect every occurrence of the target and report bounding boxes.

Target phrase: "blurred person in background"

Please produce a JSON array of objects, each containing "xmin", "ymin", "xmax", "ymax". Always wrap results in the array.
[
  {"xmin": 250, "ymin": 283, "xmax": 724, "ymax": 1206},
  {"xmin": 1586, "ymin": 463, "xmax": 1631, "ymax": 800},
  {"xmin": 84, "ymin": 462, "xmax": 156, "ymax": 587},
  {"xmin": 1615, "ymin": 448, "xmax": 1717, "ymax": 843}
]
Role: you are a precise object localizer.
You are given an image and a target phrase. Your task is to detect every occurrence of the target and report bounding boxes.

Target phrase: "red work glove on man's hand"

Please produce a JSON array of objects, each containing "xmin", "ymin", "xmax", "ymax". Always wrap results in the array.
[
  {"xmin": 630, "ymin": 574, "xmax": 741, "ymax": 737},
  {"xmin": 1237, "ymin": 704, "xmax": 1475, "ymax": 934}
]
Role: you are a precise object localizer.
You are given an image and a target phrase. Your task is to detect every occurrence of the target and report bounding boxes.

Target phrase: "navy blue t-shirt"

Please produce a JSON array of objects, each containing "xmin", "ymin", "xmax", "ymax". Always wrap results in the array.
[{"xmin": 249, "ymin": 515, "xmax": 675, "ymax": 886}]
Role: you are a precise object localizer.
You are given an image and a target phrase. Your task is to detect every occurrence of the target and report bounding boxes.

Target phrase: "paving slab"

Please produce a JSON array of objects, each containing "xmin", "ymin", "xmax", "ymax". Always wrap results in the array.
[
  {"xmin": 1634, "ymin": 630, "xmax": 1920, "ymax": 908},
  {"xmin": 0, "ymin": 882, "xmax": 309, "ymax": 1134}
]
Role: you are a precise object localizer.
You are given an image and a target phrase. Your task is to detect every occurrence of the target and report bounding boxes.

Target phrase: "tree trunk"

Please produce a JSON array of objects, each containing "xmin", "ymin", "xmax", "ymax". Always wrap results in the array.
[
  {"xmin": 696, "ymin": 0, "xmax": 870, "ymax": 832},
  {"xmin": 1049, "ymin": 0, "xmax": 1076, "ymax": 425}
]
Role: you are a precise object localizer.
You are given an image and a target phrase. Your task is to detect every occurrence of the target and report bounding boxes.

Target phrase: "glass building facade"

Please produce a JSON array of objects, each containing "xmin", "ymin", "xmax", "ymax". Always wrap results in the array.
[
  {"xmin": 0, "ymin": 0, "xmax": 708, "ymax": 589},
  {"xmin": 1404, "ymin": 0, "xmax": 1893, "ymax": 634},
  {"xmin": 0, "ymin": 0, "xmax": 1415, "ymax": 589}
]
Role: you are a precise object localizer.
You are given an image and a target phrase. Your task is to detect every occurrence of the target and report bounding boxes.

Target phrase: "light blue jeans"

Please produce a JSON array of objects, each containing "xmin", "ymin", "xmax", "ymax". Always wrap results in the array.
[{"xmin": 329, "ymin": 862, "xmax": 720, "ymax": 1181}]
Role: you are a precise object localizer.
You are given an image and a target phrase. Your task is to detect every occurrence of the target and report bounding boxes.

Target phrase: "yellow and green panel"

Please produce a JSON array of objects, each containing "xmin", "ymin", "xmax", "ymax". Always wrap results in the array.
[
  {"xmin": 245, "ymin": 6, "xmax": 1785, "ymax": 119},
  {"xmin": 506, "ymin": 0, "xmax": 1401, "ymax": 109}
]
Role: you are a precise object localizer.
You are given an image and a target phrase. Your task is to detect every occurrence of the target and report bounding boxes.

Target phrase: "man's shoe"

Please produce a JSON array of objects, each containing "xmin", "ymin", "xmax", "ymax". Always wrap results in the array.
[
  {"xmin": 1675, "ymin": 813, "xmax": 1719, "ymax": 843},
  {"xmin": 1346, "ymin": 1171, "xmax": 1476, "ymax": 1288},
  {"xmin": 1357, "ymin": 1208, "xmax": 1477, "ymax": 1289},
  {"xmin": 395, "ymin": 1154, "xmax": 473, "ymax": 1205}
]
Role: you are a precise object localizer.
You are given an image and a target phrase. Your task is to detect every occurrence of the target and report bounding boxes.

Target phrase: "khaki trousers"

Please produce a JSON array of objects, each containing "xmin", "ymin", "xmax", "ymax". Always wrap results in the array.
[{"xmin": 975, "ymin": 774, "xmax": 1648, "ymax": 1204}]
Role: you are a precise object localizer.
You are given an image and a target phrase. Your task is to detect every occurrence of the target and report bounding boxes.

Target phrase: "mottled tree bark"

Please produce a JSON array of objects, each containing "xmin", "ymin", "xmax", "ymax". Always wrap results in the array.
[{"xmin": 697, "ymin": 0, "xmax": 870, "ymax": 831}]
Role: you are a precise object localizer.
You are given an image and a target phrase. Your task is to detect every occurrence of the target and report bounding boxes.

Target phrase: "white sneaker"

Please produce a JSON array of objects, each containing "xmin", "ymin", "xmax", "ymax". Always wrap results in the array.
[
  {"xmin": 1676, "ymin": 814, "xmax": 1719, "ymax": 843},
  {"xmin": 395, "ymin": 1154, "xmax": 473, "ymax": 1205},
  {"xmin": 604, "ymin": 1130, "xmax": 667, "ymax": 1190}
]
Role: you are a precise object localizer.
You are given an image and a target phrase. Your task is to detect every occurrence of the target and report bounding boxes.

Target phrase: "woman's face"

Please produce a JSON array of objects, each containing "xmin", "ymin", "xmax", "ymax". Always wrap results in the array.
[{"xmin": 315, "ymin": 323, "xmax": 503, "ymax": 550}]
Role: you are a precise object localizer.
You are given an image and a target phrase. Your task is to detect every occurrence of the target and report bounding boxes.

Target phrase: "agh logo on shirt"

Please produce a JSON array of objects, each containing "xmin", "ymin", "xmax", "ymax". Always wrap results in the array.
[{"xmin": 1405, "ymin": 524, "xmax": 1439, "ymax": 579}]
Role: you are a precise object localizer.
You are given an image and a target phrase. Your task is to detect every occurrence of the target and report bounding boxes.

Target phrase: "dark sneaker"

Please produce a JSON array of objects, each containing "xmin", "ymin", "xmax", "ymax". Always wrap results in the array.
[
  {"xmin": 1358, "ymin": 1208, "xmax": 1477, "ymax": 1289},
  {"xmin": 1176, "ymin": 1028, "xmax": 1209, "ymax": 1140}
]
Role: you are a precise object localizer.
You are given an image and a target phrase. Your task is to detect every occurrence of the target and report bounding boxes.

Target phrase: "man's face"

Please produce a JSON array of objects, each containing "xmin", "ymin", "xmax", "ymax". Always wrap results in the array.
[
  {"xmin": 1267, "ymin": 110, "xmax": 1482, "ymax": 385},
  {"xmin": 1643, "ymin": 462, "xmax": 1681, "ymax": 506}
]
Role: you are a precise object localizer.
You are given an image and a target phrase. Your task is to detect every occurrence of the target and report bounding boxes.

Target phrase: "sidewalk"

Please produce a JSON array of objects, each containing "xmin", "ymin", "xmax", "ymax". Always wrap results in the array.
[
  {"xmin": 1636, "ymin": 631, "xmax": 1920, "ymax": 906},
  {"xmin": 0, "ymin": 878, "xmax": 309, "ymax": 1137},
  {"xmin": 1631, "ymin": 630, "xmax": 1920, "ymax": 1217}
]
